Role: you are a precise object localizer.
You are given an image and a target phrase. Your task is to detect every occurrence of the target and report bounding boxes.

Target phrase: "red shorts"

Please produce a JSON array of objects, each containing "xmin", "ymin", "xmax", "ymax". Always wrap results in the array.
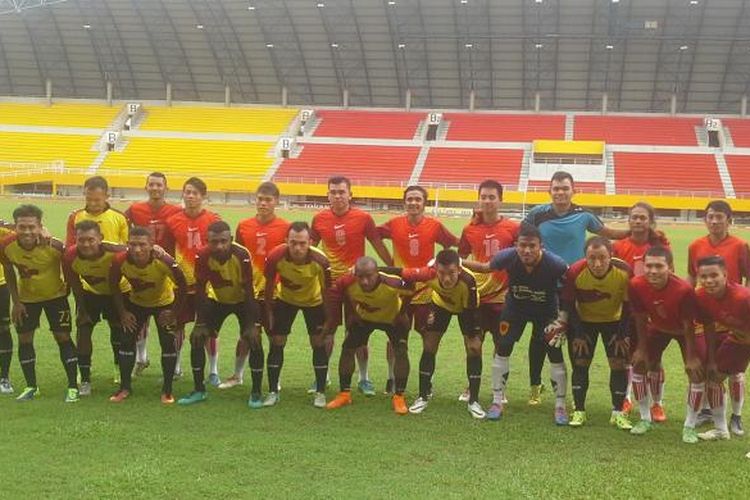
[
  {"xmin": 646, "ymin": 328, "xmax": 707, "ymax": 366},
  {"xmin": 177, "ymin": 293, "xmax": 196, "ymax": 327},
  {"xmin": 716, "ymin": 336, "xmax": 750, "ymax": 375},
  {"xmin": 407, "ymin": 303, "xmax": 431, "ymax": 334},
  {"xmin": 479, "ymin": 302, "xmax": 504, "ymax": 335}
]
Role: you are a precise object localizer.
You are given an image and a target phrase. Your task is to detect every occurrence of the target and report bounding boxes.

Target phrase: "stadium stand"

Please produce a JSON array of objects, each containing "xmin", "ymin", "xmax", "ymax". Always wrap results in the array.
[
  {"xmin": 138, "ymin": 106, "xmax": 297, "ymax": 135},
  {"xmin": 724, "ymin": 119, "xmax": 750, "ymax": 148},
  {"xmin": 0, "ymin": 131, "xmax": 98, "ymax": 168},
  {"xmin": 724, "ymin": 155, "xmax": 750, "ymax": 198},
  {"xmin": 444, "ymin": 113, "xmax": 566, "ymax": 142},
  {"xmin": 613, "ymin": 152, "xmax": 724, "ymax": 195},
  {"xmin": 419, "ymin": 147, "xmax": 524, "ymax": 186},
  {"xmin": 311, "ymin": 110, "xmax": 424, "ymax": 139},
  {"xmin": 574, "ymin": 115, "xmax": 701, "ymax": 146},
  {"xmin": 526, "ymin": 180, "xmax": 606, "ymax": 194},
  {"xmin": 0, "ymin": 102, "xmax": 119, "ymax": 128},
  {"xmin": 273, "ymin": 144, "xmax": 420, "ymax": 184},
  {"xmin": 101, "ymin": 138, "xmax": 275, "ymax": 177}
]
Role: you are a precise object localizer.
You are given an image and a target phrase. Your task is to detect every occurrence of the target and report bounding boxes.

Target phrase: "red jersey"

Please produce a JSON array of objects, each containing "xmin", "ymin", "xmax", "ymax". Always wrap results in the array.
[
  {"xmin": 688, "ymin": 235, "xmax": 750, "ymax": 285},
  {"xmin": 311, "ymin": 207, "xmax": 379, "ymax": 279},
  {"xmin": 613, "ymin": 237, "xmax": 671, "ymax": 277},
  {"xmin": 125, "ymin": 201, "xmax": 182, "ymax": 255},
  {"xmin": 629, "ymin": 274, "xmax": 697, "ymax": 335},
  {"xmin": 697, "ymin": 283, "xmax": 750, "ymax": 345},
  {"xmin": 378, "ymin": 215, "xmax": 457, "ymax": 304},
  {"xmin": 235, "ymin": 216, "xmax": 290, "ymax": 299},
  {"xmin": 458, "ymin": 216, "xmax": 519, "ymax": 303},
  {"xmin": 165, "ymin": 209, "xmax": 220, "ymax": 287}
]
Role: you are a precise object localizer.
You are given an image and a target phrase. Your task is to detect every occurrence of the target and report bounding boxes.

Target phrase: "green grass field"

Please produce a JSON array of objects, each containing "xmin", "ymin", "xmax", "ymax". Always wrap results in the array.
[{"xmin": 1, "ymin": 198, "xmax": 749, "ymax": 499}]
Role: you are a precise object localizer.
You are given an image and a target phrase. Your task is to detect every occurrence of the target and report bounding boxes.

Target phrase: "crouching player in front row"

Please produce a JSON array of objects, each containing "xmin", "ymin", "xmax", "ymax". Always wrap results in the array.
[
  {"xmin": 628, "ymin": 246, "xmax": 705, "ymax": 443},
  {"xmin": 561, "ymin": 236, "xmax": 633, "ymax": 430},
  {"xmin": 696, "ymin": 255, "xmax": 750, "ymax": 440},
  {"xmin": 109, "ymin": 226, "xmax": 188, "ymax": 404},
  {"xmin": 0, "ymin": 205, "xmax": 78, "ymax": 402},
  {"xmin": 325, "ymin": 256, "xmax": 413, "ymax": 415},
  {"xmin": 178, "ymin": 221, "xmax": 264, "ymax": 407},
  {"xmin": 463, "ymin": 224, "xmax": 569, "ymax": 424}
]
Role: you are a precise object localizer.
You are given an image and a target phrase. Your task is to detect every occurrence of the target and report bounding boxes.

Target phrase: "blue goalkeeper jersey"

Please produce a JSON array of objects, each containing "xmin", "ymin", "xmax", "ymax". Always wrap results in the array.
[{"xmin": 523, "ymin": 203, "xmax": 603, "ymax": 264}]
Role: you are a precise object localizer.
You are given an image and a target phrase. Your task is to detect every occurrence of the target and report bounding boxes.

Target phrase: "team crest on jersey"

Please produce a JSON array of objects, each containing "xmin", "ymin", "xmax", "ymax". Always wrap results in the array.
[
  {"xmin": 499, "ymin": 321, "xmax": 510, "ymax": 336},
  {"xmin": 426, "ymin": 309, "xmax": 435, "ymax": 327}
]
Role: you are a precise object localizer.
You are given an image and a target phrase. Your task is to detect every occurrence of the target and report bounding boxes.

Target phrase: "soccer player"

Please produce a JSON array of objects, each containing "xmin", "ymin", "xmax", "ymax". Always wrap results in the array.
[
  {"xmin": 62, "ymin": 220, "xmax": 127, "ymax": 396},
  {"xmin": 696, "ymin": 255, "xmax": 750, "ymax": 439},
  {"xmin": 165, "ymin": 177, "xmax": 221, "ymax": 384},
  {"xmin": 262, "ymin": 221, "xmax": 332, "ymax": 408},
  {"xmin": 108, "ymin": 226, "xmax": 187, "ymax": 403},
  {"xmin": 310, "ymin": 176, "xmax": 393, "ymax": 395},
  {"xmin": 628, "ymin": 246, "xmax": 704, "ymax": 443},
  {"xmin": 457, "ymin": 179, "xmax": 518, "ymax": 402},
  {"xmin": 463, "ymin": 224, "xmax": 569, "ymax": 423},
  {"xmin": 390, "ymin": 249, "xmax": 486, "ymax": 419},
  {"xmin": 0, "ymin": 205, "xmax": 78, "ymax": 402},
  {"xmin": 687, "ymin": 200, "xmax": 750, "ymax": 431},
  {"xmin": 561, "ymin": 236, "xmax": 633, "ymax": 430},
  {"xmin": 523, "ymin": 171, "xmax": 628, "ymax": 405},
  {"xmin": 377, "ymin": 185, "xmax": 458, "ymax": 393},
  {"xmin": 0, "ymin": 221, "xmax": 15, "ymax": 394},
  {"xmin": 66, "ymin": 175, "xmax": 129, "ymax": 247},
  {"xmin": 221, "ymin": 181, "xmax": 290, "ymax": 389},
  {"xmin": 125, "ymin": 172, "xmax": 182, "ymax": 375},
  {"xmin": 325, "ymin": 257, "xmax": 413, "ymax": 415},
  {"xmin": 177, "ymin": 221, "xmax": 264, "ymax": 406},
  {"xmin": 613, "ymin": 201, "xmax": 671, "ymax": 418}
]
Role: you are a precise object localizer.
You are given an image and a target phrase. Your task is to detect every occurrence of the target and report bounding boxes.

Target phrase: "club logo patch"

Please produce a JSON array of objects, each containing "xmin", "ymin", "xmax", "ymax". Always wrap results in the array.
[{"xmin": 499, "ymin": 321, "xmax": 510, "ymax": 336}]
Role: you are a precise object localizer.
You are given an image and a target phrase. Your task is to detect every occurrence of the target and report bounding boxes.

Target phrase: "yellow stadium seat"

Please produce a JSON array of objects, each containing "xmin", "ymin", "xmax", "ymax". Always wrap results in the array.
[
  {"xmin": 0, "ymin": 132, "xmax": 99, "ymax": 169},
  {"xmin": 100, "ymin": 137, "xmax": 275, "ymax": 179},
  {"xmin": 0, "ymin": 103, "xmax": 120, "ymax": 128},
  {"xmin": 139, "ymin": 106, "xmax": 297, "ymax": 134}
]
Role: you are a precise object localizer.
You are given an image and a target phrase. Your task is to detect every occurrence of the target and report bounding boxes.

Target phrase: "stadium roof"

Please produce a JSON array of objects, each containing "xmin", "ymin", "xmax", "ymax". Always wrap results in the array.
[{"xmin": 0, "ymin": 0, "xmax": 749, "ymax": 114}]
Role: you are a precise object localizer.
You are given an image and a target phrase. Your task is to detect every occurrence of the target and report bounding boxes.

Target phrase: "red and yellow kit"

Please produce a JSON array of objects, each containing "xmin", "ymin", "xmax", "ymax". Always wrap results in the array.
[
  {"xmin": 62, "ymin": 242, "xmax": 130, "ymax": 295},
  {"xmin": 401, "ymin": 265, "xmax": 479, "ymax": 314},
  {"xmin": 328, "ymin": 272, "xmax": 413, "ymax": 324},
  {"xmin": 235, "ymin": 216, "xmax": 290, "ymax": 299},
  {"xmin": 311, "ymin": 207, "xmax": 379, "ymax": 279},
  {"xmin": 110, "ymin": 251, "xmax": 185, "ymax": 308},
  {"xmin": 562, "ymin": 258, "xmax": 631, "ymax": 323},
  {"xmin": 165, "ymin": 209, "xmax": 220, "ymax": 288},
  {"xmin": 458, "ymin": 217, "xmax": 519, "ymax": 304},
  {"xmin": 378, "ymin": 215, "xmax": 457, "ymax": 304},
  {"xmin": 125, "ymin": 202, "xmax": 182, "ymax": 255}
]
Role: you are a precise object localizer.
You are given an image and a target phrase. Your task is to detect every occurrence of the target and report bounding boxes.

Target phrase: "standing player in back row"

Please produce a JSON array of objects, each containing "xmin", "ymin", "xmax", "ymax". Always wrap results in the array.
[
  {"xmin": 221, "ymin": 182, "xmax": 290, "ymax": 389},
  {"xmin": 457, "ymin": 180, "xmax": 518, "ymax": 403},
  {"xmin": 66, "ymin": 176, "xmax": 130, "ymax": 247},
  {"xmin": 311, "ymin": 176, "xmax": 393, "ymax": 396},
  {"xmin": 524, "ymin": 171, "xmax": 628, "ymax": 405},
  {"xmin": 125, "ymin": 172, "xmax": 182, "ymax": 375},
  {"xmin": 687, "ymin": 200, "xmax": 750, "ymax": 431},
  {"xmin": 165, "ymin": 177, "xmax": 221, "ymax": 384},
  {"xmin": 377, "ymin": 185, "xmax": 458, "ymax": 394}
]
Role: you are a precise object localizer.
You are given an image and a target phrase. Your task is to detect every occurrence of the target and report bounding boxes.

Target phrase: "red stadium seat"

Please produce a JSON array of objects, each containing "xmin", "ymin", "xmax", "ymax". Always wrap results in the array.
[
  {"xmin": 418, "ymin": 147, "xmax": 524, "ymax": 187},
  {"xmin": 724, "ymin": 119, "xmax": 750, "ymax": 148},
  {"xmin": 273, "ymin": 144, "xmax": 420, "ymax": 184},
  {"xmin": 312, "ymin": 110, "xmax": 423, "ymax": 140},
  {"xmin": 724, "ymin": 155, "xmax": 750, "ymax": 198},
  {"xmin": 574, "ymin": 115, "xmax": 701, "ymax": 146},
  {"xmin": 613, "ymin": 152, "xmax": 724, "ymax": 196},
  {"xmin": 444, "ymin": 113, "xmax": 565, "ymax": 142}
]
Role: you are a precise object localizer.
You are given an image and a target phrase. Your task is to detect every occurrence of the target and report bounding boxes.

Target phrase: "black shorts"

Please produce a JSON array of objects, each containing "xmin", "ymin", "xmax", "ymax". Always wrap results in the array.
[
  {"xmin": 568, "ymin": 320, "xmax": 628, "ymax": 364},
  {"xmin": 0, "ymin": 284, "xmax": 10, "ymax": 330},
  {"xmin": 344, "ymin": 320, "xmax": 408, "ymax": 349},
  {"xmin": 496, "ymin": 308, "xmax": 555, "ymax": 348},
  {"xmin": 479, "ymin": 302, "xmax": 504, "ymax": 335},
  {"xmin": 127, "ymin": 299, "xmax": 176, "ymax": 335},
  {"xmin": 197, "ymin": 299, "xmax": 258, "ymax": 336},
  {"xmin": 77, "ymin": 291, "xmax": 119, "ymax": 326},
  {"xmin": 177, "ymin": 293, "xmax": 196, "ymax": 326},
  {"xmin": 16, "ymin": 296, "xmax": 72, "ymax": 334},
  {"xmin": 271, "ymin": 300, "xmax": 325, "ymax": 337},
  {"xmin": 426, "ymin": 304, "xmax": 481, "ymax": 337}
]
